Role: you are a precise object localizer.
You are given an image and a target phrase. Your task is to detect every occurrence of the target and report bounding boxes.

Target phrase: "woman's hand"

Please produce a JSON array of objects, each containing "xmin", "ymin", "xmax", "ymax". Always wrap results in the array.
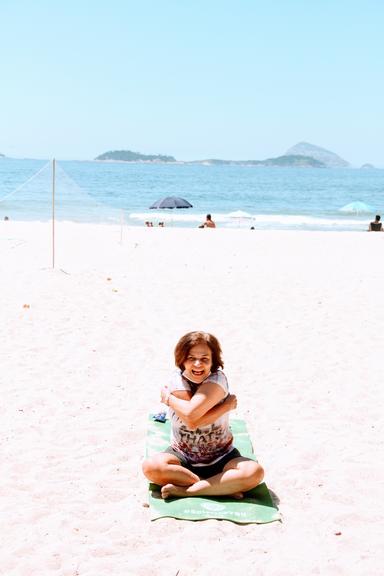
[
  {"xmin": 160, "ymin": 386, "xmax": 170, "ymax": 405},
  {"xmin": 225, "ymin": 394, "xmax": 237, "ymax": 410}
]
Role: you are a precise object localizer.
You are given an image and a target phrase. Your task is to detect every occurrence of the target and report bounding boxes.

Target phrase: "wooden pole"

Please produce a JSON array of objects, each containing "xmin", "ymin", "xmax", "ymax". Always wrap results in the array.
[
  {"xmin": 52, "ymin": 158, "xmax": 56, "ymax": 268},
  {"xmin": 120, "ymin": 209, "xmax": 124, "ymax": 244}
]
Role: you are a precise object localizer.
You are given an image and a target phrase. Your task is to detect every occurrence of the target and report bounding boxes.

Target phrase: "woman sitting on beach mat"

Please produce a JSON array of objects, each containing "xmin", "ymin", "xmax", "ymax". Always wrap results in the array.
[{"xmin": 142, "ymin": 331, "xmax": 264, "ymax": 499}]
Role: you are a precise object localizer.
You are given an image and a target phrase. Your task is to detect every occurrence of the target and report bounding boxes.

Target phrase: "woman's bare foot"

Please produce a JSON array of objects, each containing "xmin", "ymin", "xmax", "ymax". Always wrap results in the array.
[
  {"xmin": 161, "ymin": 483, "xmax": 245, "ymax": 500},
  {"xmin": 161, "ymin": 483, "xmax": 188, "ymax": 499}
]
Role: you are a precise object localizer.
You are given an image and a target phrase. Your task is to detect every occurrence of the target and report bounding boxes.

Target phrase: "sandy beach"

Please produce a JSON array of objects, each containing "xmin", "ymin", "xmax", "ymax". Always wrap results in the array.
[{"xmin": 1, "ymin": 220, "xmax": 383, "ymax": 575}]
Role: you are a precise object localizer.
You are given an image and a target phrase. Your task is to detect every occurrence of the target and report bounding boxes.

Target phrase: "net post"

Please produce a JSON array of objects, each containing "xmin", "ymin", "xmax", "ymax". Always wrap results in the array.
[{"xmin": 52, "ymin": 158, "xmax": 56, "ymax": 268}]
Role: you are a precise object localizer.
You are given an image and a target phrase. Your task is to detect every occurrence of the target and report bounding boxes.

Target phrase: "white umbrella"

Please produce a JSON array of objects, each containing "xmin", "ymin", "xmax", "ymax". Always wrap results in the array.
[{"xmin": 228, "ymin": 210, "xmax": 254, "ymax": 227}]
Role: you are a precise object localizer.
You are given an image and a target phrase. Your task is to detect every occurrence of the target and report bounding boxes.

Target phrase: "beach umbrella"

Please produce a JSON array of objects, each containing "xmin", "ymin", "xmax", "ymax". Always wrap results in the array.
[
  {"xmin": 339, "ymin": 201, "xmax": 375, "ymax": 214},
  {"xmin": 228, "ymin": 210, "xmax": 254, "ymax": 227},
  {"xmin": 228, "ymin": 210, "xmax": 253, "ymax": 219},
  {"xmin": 149, "ymin": 196, "xmax": 193, "ymax": 209}
]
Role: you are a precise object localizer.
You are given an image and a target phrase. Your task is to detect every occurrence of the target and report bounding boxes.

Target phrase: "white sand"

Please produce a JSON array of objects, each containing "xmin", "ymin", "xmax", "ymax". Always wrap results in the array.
[{"xmin": 1, "ymin": 220, "xmax": 383, "ymax": 575}]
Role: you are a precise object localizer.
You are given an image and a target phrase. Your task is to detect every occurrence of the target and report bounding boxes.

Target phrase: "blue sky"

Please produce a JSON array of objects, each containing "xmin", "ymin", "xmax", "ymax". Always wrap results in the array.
[{"xmin": 0, "ymin": 0, "xmax": 383, "ymax": 165}]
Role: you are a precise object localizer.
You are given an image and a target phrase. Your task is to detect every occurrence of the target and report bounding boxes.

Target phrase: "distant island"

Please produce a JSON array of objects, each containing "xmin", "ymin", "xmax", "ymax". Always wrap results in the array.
[
  {"xmin": 95, "ymin": 149, "xmax": 325, "ymax": 167},
  {"xmin": 198, "ymin": 155, "xmax": 324, "ymax": 167},
  {"xmin": 360, "ymin": 163, "xmax": 375, "ymax": 169},
  {"xmin": 95, "ymin": 150, "xmax": 176, "ymax": 162},
  {"xmin": 285, "ymin": 142, "xmax": 349, "ymax": 168}
]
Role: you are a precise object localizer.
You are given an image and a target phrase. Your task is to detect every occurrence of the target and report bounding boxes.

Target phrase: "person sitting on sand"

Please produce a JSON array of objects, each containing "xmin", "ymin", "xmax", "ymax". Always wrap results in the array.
[
  {"xmin": 368, "ymin": 215, "xmax": 383, "ymax": 231},
  {"xmin": 142, "ymin": 331, "xmax": 264, "ymax": 499},
  {"xmin": 199, "ymin": 214, "xmax": 216, "ymax": 228}
]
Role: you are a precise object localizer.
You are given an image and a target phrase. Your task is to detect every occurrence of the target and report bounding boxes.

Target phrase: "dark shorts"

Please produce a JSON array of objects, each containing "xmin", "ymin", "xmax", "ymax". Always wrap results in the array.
[{"xmin": 164, "ymin": 446, "xmax": 242, "ymax": 479}]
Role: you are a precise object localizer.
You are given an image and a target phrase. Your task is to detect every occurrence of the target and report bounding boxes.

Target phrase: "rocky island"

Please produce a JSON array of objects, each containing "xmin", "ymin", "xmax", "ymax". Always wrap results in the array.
[
  {"xmin": 95, "ymin": 150, "xmax": 325, "ymax": 167},
  {"xmin": 95, "ymin": 150, "xmax": 176, "ymax": 162},
  {"xmin": 285, "ymin": 142, "xmax": 349, "ymax": 167},
  {"xmin": 360, "ymin": 163, "xmax": 375, "ymax": 169},
  {"xmin": 197, "ymin": 155, "xmax": 324, "ymax": 167},
  {"xmin": 95, "ymin": 142, "xmax": 350, "ymax": 168}
]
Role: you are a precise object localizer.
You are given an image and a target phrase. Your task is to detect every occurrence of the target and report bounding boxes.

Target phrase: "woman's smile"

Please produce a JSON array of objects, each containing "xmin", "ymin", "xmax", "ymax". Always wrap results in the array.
[
  {"xmin": 192, "ymin": 368, "xmax": 204, "ymax": 376},
  {"xmin": 183, "ymin": 343, "xmax": 213, "ymax": 383}
]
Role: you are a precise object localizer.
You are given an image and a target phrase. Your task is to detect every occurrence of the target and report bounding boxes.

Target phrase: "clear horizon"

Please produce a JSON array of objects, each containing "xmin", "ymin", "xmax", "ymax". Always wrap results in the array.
[
  {"xmin": 1, "ymin": 0, "xmax": 383, "ymax": 166},
  {"xmin": 1, "ymin": 145, "xmax": 381, "ymax": 169}
]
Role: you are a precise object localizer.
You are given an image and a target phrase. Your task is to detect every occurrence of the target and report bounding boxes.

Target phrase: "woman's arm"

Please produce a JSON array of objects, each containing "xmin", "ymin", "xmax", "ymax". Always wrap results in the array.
[
  {"xmin": 161, "ymin": 380, "xmax": 227, "ymax": 428},
  {"xmin": 189, "ymin": 394, "xmax": 237, "ymax": 428},
  {"xmin": 164, "ymin": 390, "xmax": 237, "ymax": 429}
]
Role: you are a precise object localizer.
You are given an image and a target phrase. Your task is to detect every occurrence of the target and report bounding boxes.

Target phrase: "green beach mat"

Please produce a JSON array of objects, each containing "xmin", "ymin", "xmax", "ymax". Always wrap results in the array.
[{"xmin": 146, "ymin": 415, "xmax": 281, "ymax": 523}]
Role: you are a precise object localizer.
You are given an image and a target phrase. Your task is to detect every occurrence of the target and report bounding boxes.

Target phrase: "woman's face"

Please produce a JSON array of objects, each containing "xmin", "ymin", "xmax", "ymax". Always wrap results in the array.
[{"xmin": 183, "ymin": 342, "xmax": 213, "ymax": 384}]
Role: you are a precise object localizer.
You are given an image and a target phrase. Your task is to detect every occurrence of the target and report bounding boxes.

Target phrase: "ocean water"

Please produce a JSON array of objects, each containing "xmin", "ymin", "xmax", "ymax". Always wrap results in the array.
[{"xmin": 0, "ymin": 157, "xmax": 383, "ymax": 231}]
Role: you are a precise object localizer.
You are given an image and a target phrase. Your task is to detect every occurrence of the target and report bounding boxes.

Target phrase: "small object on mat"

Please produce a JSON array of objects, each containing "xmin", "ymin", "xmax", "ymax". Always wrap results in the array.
[
  {"xmin": 152, "ymin": 411, "xmax": 167, "ymax": 423},
  {"xmin": 145, "ymin": 415, "xmax": 281, "ymax": 523}
]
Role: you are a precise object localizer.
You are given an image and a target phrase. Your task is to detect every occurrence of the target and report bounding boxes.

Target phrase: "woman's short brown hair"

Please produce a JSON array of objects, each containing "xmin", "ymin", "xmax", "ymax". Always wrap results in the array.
[{"xmin": 174, "ymin": 331, "xmax": 224, "ymax": 372}]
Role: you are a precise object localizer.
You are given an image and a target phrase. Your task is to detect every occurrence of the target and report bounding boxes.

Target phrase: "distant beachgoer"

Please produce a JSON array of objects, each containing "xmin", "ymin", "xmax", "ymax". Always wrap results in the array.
[
  {"xmin": 142, "ymin": 331, "xmax": 264, "ymax": 499},
  {"xmin": 4, "ymin": 216, "xmax": 9, "ymax": 221},
  {"xmin": 145, "ymin": 221, "xmax": 153, "ymax": 227},
  {"xmin": 368, "ymin": 215, "xmax": 383, "ymax": 231},
  {"xmin": 199, "ymin": 214, "xmax": 216, "ymax": 228},
  {"xmin": 158, "ymin": 222, "xmax": 165, "ymax": 227}
]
